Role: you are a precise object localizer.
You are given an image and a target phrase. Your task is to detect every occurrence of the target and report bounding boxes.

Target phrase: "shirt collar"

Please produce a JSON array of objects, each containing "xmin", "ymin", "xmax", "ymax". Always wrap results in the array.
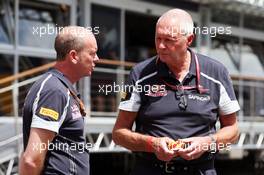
[
  {"xmin": 156, "ymin": 48, "xmax": 197, "ymax": 78},
  {"xmin": 48, "ymin": 68, "xmax": 79, "ymax": 95}
]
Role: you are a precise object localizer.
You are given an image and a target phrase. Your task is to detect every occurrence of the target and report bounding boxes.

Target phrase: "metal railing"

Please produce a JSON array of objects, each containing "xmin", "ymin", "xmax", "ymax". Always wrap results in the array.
[{"xmin": 1, "ymin": 117, "xmax": 264, "ymax": 174}]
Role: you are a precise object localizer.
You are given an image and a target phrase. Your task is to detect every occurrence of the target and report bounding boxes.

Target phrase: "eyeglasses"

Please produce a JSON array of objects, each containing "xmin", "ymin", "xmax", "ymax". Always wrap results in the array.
[{"xmin": 69, "ymin": 89, "xmax": 86, "ymax": 117}]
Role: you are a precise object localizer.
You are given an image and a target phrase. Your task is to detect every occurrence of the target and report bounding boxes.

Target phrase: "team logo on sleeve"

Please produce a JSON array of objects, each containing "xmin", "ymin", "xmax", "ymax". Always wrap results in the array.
[
  {"xmin": 39, "ymin": 107, "xmax": 59, "ymax": 120},
  {"xmin": 120, "ymin": 91, "xmax": 131, "ymax": 101}
]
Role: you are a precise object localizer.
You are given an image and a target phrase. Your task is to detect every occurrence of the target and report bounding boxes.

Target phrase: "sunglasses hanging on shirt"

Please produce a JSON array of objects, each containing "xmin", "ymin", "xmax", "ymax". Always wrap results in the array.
[{"xmin": 158, "ymin": 51, "xmax": 208, "ymax": 110}]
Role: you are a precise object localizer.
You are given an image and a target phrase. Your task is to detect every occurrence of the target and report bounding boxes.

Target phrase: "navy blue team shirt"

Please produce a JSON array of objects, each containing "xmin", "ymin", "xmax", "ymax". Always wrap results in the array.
[
  {"xmin": 23, "ymin": 68, "xmax": 89, "ymax": 175},
  {"xmin": 119, "ymin": 48, "xmax": 240, "ymax": 142}
]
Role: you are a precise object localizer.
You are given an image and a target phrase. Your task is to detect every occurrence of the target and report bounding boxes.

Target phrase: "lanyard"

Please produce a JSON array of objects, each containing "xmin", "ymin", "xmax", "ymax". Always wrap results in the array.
[
  {"xmin": 50, "ymin": 70, "xmax": 87, "ymax": 117},
  {"xmin": 69, "ymin": 89, "xmax": 87, "ymax": 117},
  {"xmin": 158, "ymin": 51, "xmax": 208, "ymax": 94}
]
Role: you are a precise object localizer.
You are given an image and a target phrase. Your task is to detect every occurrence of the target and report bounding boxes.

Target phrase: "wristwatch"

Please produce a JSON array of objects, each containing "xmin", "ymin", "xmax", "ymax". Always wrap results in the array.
[{"xmin": 208, "ymin": 134, "xmax": 217, "ymax": 153}]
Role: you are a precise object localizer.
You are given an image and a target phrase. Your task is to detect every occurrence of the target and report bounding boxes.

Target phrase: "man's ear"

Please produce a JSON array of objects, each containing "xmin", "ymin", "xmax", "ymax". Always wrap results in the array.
[
  {"xmin": 69, "ymin": 50, "xmax": 78, "ymax": 64},
  {"xmin": 186, "ymin": 34, "xmax": 194, "ymax": 46}
]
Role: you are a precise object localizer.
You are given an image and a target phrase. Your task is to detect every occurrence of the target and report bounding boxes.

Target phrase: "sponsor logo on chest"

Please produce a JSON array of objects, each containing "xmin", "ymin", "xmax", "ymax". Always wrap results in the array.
[
  {"xmin": 71, "ymin": 103, "xmax": 82, "ymax": 119},
  {"xmin": 145, "ymin": 85, "xmax": 168, "ymax": 97},
  {"xmin": 188, "ymin": 94, "xmax": 210, "ymax": 101}
]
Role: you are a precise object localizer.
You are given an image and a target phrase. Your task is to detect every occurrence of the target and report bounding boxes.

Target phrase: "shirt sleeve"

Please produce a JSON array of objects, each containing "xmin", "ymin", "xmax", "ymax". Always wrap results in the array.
[
  {"xmin": 119, "ymin": 68, "xmax": 141, "ymax": 112},
  {"xmin": 218, "ymin": 67, "xmax": 240, "ymax": 115},
  {"xmin": 31, "ymin": 88, "xmax": 70, "ymax": 133}
]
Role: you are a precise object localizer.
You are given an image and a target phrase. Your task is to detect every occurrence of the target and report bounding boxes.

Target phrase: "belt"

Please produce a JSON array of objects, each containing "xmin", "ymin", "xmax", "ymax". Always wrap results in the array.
[
  {"xmin": 135, "ymin": 152, "xmax": 215, "ymax": 174},
  {"xmin": 154, "ymin": 160, "xmax": 214, "ymax": 174}
]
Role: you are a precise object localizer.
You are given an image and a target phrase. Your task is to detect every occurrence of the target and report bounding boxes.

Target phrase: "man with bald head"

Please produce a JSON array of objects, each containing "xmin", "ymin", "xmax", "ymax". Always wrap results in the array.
[
  {"xmin": 19, "ymin": 26, "xmax": 99, "ymax": 175},
  {"xmin": 113, "ymin": 9, "xmax": 239, "ymax": 174}
]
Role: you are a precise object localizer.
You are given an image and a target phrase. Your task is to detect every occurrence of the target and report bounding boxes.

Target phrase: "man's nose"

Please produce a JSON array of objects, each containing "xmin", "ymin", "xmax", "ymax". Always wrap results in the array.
[
  {"xmin": 158, "ymin": 41, "xmax": 166, "ymax": 49},
  {"xmin": 94, "ymin": 54, "xmax": 99, "ymax": 62}
]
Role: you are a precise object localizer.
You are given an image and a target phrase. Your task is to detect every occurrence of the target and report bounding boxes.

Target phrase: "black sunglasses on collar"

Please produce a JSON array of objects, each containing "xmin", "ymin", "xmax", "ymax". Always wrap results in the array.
[
  {"xmin": 176, "ymin": 86, "xmax": 188, "ymax": 110},
  {"xmin": 157, "ymin": 51, "xmax": 208, "ymax": 110}
]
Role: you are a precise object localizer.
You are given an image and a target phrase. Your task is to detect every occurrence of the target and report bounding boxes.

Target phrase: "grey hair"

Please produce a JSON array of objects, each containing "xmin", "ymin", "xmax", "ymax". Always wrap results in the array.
[
  {"xmin": 179, "ymin": 21, "xmax": 194, "ymax": 36},
  {"xmin": 157, "ymin": 8, "xmax": 194, "ymax": 36}
]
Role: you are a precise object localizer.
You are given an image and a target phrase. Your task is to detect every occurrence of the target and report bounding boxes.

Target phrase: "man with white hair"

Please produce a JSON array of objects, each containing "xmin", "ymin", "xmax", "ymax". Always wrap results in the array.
[
  {"xmin": 113, "ymin": 9, "xmax": 240, "ymax": 174},
  {"xmin": 19, "ymin": 26, "xmax": 99, "ymax": 175}
]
